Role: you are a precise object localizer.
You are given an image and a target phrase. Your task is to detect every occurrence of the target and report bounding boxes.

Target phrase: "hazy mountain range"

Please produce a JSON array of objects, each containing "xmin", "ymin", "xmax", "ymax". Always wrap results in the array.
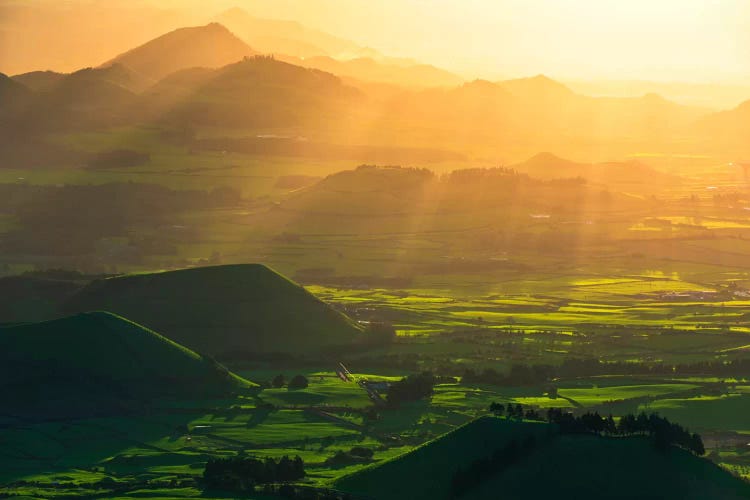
[{"xmin": 3, "ymin": 14, "xmax": 750, "ymax": 162}]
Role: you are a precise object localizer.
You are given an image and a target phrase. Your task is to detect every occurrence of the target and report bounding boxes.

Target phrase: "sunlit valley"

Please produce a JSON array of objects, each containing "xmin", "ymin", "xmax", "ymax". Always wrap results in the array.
[{"xmin": 2, "ymin": 1, "xmax": 750, "ymax": 499}]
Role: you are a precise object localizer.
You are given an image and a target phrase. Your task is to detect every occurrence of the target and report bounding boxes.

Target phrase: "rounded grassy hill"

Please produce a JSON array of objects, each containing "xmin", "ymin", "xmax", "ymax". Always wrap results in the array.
[
  {"xmin": 62, "ymin": 264, "xmax": 364, "ymax": 357},
  {"xmin": 335, "ymin": 416, "xmax": 750, "ymax": 500},
  {"xmin": 0, "ymin": 312, "xmax": 255, "ymax": 419}
]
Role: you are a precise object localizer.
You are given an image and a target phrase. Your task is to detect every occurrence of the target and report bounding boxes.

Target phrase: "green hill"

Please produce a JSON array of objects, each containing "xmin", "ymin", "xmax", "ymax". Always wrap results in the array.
[
  {"xmin": 63, "ymin": 264, "xmax": 364, "ymax": 357},
  {"xmin": 335, "ymin": 417, "xmax": 750, "ymax": 500},
  {"xmin": 0, "ymin": 312, "xmax": 255, "ymax": 419}
]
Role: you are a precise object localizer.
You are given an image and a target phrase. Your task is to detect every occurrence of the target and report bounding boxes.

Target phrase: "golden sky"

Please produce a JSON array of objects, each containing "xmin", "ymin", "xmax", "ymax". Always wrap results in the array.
[
  {"xmin": 3, "ymin": 0, "xmax": 750, "ymax": 82},
  {"xmin": 190, "ymin": 0, "xmax": 750, "ymax": 82}
]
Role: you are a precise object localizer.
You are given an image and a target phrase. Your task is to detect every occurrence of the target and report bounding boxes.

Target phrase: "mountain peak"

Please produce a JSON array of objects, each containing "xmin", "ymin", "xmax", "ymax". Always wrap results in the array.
[
  {"xmin": 102, "ymin": 23, "xmax": 257, "ymax": 85},
  {"xmin": 499, "ymin": 74, "xmax": 575, "ymax": 98}
]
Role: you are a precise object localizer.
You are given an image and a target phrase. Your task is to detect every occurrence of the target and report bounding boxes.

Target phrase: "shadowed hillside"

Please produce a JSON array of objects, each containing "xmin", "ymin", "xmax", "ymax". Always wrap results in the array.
[
  {"xmin": 102, "ymin": 23, "xmax": 257, "ymax": 86},
  {"xmin": 335, "ymin": 417, "xmax": 750, "ymax": 500},
  {"xmin": 694, "ymin": 100, "xmax": 750, "ymax": 155},
  {"xmin": 0, "ymin": 73, "xmax": 32, "ymax": 122},
  {"xmin": 16, "ymin": 65, "xmax": 141, "ymax": 132},
  {"xmin": 0, "ymin": 273, "xmax": 86, "ymax": 324},
  {"xmin": 62, "ymin": 264, "xmax": 364, "ymax": 357},
  {"xmin": 11, "ymin": 70, "xmax": 65, "ymax": 91},
  {"xmin": 335, "ymin": 417, "xmax": 552, "ymax": 500},
  {"xmin": 157, "ymin": 56, "xmax": 362, "ymax": 132},
  {"xmin": 0, "ymin": 312, "xmax": 255, "ymax": 419}
]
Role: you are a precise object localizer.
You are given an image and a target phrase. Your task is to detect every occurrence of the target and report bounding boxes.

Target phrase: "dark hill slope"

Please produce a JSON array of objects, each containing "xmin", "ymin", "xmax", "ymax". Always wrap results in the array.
[
  {"xmin": 63, "ymin": 264, "xmax": 364, "ymax": 357},
  {"xmin": 103, "ymin": 23, "xmax": 257, "ymax": 86},
  {"xmin": 0, "ymin": 274, "xmax": 85, "ymax": 324},
  {"xmin": 470, "ymin": 433, "xmax": 750, "ymax": 500},
  {"xmin": 0, "ymin": 72, "xmax": 32, "ymax": 121},
  {"xmin": 336, "ymin": 417, "xmax": 750, "ymax": 500},
  {"xmin": 19, "ymin": 65, "xmax": 140, "ymax": 131},
  {"xmin": 0, "ymin": 312, "xmax": 254, "ymax": 419},
  {"xmin": 11, "ymin": 70, "xmax": 65, "ymax": 91},
  {"xmin": 694, "ymin": 99, "xmax": 750, "ymax": 154}
]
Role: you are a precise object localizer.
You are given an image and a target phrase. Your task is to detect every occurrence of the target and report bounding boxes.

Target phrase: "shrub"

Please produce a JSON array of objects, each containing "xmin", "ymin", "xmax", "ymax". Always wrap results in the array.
[{"xmin": 289, "ymin": 375, "xmax": 309, "ymax": 390}]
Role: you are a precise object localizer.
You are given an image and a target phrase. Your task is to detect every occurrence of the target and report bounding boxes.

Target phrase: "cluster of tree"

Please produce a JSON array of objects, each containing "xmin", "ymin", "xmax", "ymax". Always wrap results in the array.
[
  {"xmin": 462, "ymin": 364, "xmax": 555, "ymax": 387},
  {"xmin": 364, "ymin": 322, "xmax": 397, "ymax": 345},
  {"xmin": 444, "ymin": 167, "xmax": 585, "ymax": 188},
  {"xmin": 203, "ymin": 455, "xmax": 305, "ymax": 491},
  {"xmin": 556, "ymin": 357, "xmax": 750, "ymax": 379},
  {"xmin": 546, "ymin": 409, "xmax": 705, "ymax": 455},
  {"xmin": 271, "ymin": 374, "xmax": 309, "ymax": 389},
  {"xmin": 464, "ymin": 357, "xmax": 750, "ymax": 389},
  {"xmin": 255, "ymin": 483, "xmax": 365, "ymax": 499},
  {"xmin": 386, "ymin": 372, "xmax": 436, "ymax": 406},
  {"xmin": 325, "ymin": 446, "xmax": 375, "ymax": 465},
  {"xmin": 450, "ymin": 435, "xmax": 538, "ymax": 499},
  {"xmin": 488, "ymin": 402, "xmax": 542, "ymax": 421},
  {"xmin": 86, "ymin": 149, "xmax": 150, "ymax": 169}
]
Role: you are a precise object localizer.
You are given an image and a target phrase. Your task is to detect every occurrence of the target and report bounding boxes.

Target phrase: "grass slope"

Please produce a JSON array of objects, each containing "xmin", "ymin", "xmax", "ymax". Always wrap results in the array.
[
  {"xmin": 336, "ymin": 417, "xmax": 750, "ymax": 500},
  {"xmin": 0, "ymin": 312, "xmax": 254, "ymax": 418},
  {"xmin": 471, "ymin": 434, "xmax": 750, "ymax": 500},
  {"xmin": 63, "ymin": 264, "xmax": 364, "ymax": 356},
  {"xmin": 334, "ymin": 417, "xmax": 552, "ymax": 500}
]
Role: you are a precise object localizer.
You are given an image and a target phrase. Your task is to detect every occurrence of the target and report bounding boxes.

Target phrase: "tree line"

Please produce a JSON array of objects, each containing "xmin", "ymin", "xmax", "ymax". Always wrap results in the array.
[
  {"xmin": 203, "ymin": 455, "xmax": 305, "ymax": 492},
  {"xmin": 545, "ymin": 409, "xmax": 705, "ymax": 455},
  {"xmin": 463, "ymin": 357, "xmax": 750, "ymax": 388},
  {"xmin": 487, "ymin": 401, "xmax": 704, "ymax": 456}
]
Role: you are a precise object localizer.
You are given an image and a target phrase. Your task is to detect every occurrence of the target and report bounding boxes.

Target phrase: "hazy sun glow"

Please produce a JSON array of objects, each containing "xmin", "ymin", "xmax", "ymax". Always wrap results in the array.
[
  {"xmin": 183, "ymin": 0, "xmax": 750, "ymax": 82},
  {"xmin": 3, "ymin": 0, "xmax": 750, "ymax": 83}
]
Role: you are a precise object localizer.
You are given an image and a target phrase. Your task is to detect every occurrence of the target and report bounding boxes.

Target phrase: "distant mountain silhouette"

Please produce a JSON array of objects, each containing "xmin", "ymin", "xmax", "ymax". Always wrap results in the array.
[
  {"xmin": 214, "ymin": 7, "xmax": 363, "ymax": 58},
  {"xmin": 375, "ymin": 75, "xmax": 704, "ymax": 160},
  {"xmin": 694, "ymin": 99, "xmax": 750, "ymax": 155},
  {"xmin": 277, "ymin": 55, "xmax": 463, "ymax": 88},
  {"xmin": 102, "ymin": 23, "xmax": 257, "ymax": 87},
  {"xmin": 499, "ymin": 74, "xmax": 576, "ymax": 101},
  {"xmin": 512, "ymin": 152, "xmax": 679, "ymax": 188},
  {"xmin": 11, "ymin": 70, "xmax": 65, "ymax": 91},
  {"xmin": 0, "ymin": 72, "xmax": 32, "ymax": 112}
]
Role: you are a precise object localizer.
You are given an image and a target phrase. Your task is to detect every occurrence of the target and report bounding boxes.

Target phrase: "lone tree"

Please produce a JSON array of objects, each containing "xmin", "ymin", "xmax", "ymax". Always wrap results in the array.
[
  {"xmin": 288, "ymin": 374, "xmax": 309, "ymax": 390},
  {"xmin": 272, "ymin": 374, "xmax": 286, "ymax": 388}
]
